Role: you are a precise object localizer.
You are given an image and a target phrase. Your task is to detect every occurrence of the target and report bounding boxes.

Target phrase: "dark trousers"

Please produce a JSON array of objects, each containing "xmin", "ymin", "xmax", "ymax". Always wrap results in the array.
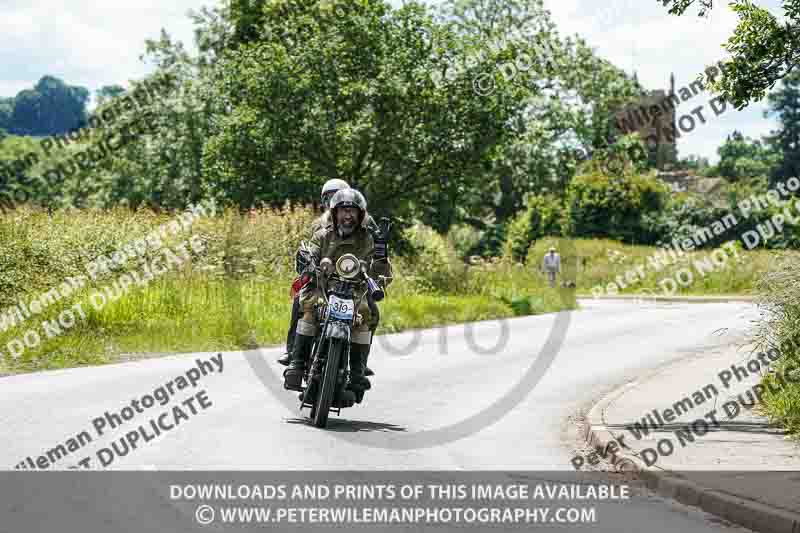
[{"xmin": 285, "ymin": 296, "xmax": 302, "ymax": 353}]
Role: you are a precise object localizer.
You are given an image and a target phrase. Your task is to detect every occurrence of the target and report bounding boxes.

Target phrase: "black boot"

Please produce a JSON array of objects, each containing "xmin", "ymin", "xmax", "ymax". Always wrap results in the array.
[
  {"xmin": 364, "ymin": 327, "xmax": 376, "ymax": 376},
  {"xmin": 283, "ymin": 334, "xmax": 313, "ymax": 391},
  {"xmin": 277, "ymin": 328, "xmax": 293, "ymax": 365},
  {"xmin": 277, "ymin": 330, "xmax": 294, "ymax": 366},
  {"xmin": 364, "ymin": 344, "xmax": 374, "ymax": 376},
  {"xmin": 279, "ymin": 299, "xmax": 302, "ymax": 366},
  {"xmin": 347, "ymin": 344, "xmax": 372, "ymax": 403}
]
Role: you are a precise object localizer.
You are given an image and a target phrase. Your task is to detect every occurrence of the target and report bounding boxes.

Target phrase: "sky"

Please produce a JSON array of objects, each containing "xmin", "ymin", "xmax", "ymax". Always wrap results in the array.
[
  {"xmin": 543, "ymin": 0, "xmax": 786, "ymax": 163},
  {"xmin": 0, "ymin": 0, "xmax": 788, "ymax": 163}
]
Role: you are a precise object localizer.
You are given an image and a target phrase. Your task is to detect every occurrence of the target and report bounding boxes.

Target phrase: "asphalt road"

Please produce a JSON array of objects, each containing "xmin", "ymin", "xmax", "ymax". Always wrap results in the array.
[{"xmin": 0, "ymin": 299, "xmax": 764, "ymax": 532}]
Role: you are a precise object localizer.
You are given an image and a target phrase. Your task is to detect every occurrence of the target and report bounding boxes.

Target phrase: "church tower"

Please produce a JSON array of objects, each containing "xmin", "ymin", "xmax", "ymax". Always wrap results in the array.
[{"xmin": 611, "ymin": 73, "xmax": 679, "ymax": 170}]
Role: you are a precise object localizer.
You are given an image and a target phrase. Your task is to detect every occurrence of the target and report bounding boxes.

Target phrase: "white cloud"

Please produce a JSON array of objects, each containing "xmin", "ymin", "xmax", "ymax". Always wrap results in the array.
[
  {"xmin": 1, "ymin": 0, "xmax": 788, "ymax": 164},
  {"xmin": 0, "ymin": 1, "xmax": 201, "ymax": 103}
]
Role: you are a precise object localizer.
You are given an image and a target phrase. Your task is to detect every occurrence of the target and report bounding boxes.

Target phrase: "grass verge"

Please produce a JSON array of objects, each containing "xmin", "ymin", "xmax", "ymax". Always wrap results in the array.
[{"xmin": 0, "ymin": 206, "xmax": 574, "ymax": 375}]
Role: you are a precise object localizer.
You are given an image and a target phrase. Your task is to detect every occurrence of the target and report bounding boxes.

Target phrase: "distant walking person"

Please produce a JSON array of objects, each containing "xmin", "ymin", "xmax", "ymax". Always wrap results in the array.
[{"xmin": 542, "ymin": 247, "xmax": 560, "ymax": 288}]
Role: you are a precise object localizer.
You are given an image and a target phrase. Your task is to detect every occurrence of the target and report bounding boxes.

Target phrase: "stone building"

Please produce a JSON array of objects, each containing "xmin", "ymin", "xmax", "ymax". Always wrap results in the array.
[{"xmin": 613, "ymin": 74, "xmax": 679, "ymax": 170}]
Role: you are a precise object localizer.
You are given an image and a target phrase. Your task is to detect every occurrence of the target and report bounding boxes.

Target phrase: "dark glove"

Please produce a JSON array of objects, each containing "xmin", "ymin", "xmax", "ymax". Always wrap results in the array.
[
  {"xmin": 374, "ymin": 239, "xmax": 388, "ymax": 260},
  {"xmin": 372, "ymin": 217, "xmax": 392, "ymax": 260}
]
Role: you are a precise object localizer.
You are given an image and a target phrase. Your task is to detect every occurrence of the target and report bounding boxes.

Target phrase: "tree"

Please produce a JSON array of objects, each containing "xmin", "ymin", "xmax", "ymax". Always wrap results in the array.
[
  {"xmin": 675, "ymin": 153, "xmax": 711, "ymax": 173},
  {"xmin": 8, "ymin": 76, "xmax": 89, "ymax": 136},
  {"xmin": 81, "ymin": 29, "xmax": 207, "ymax": 210},
  {"xmin": 203, "ymin": 0, "xmax": 527, "ymax": 230},
  {"xmin": 659, "ymin": 0, "xmax": 800, "ymax": 109},
  {"xmin": 766, "ymin": 69, "xmax": 800, "ymax": 183},
  {"xmin": 0, "ymin": 97, "xmax": 12, "ymax": 133},
  {"xmin": 709, "ymin": 130, "xmax": 779, "ymax": 181},
  {"xmin": 95, "ymin": 85, "xmax": 126, "ymax": 105},
  {"xmin": 438, "ymin": 0, "xmax": 641, "ymax": 223},
  {"xmin": 565, "ymin": 171, "xmax": 668, "ymax": 244}
]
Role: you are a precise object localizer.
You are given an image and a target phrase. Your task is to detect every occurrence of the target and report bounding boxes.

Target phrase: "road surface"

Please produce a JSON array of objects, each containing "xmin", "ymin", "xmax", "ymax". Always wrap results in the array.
[{"xmin": 0, "ymin": 299, "xmax": 764, "ymax": 532}]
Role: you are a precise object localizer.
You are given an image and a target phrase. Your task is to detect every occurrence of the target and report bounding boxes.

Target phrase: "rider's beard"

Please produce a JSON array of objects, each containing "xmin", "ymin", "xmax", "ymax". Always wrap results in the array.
[{"xmin": 337, "ymin": 220, "xmax": 355, "ymax": 237}]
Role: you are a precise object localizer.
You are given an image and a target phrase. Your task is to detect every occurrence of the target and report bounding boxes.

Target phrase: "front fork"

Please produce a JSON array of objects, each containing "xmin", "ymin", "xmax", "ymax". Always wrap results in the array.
[{"xmin": 306, "ymin": 309, "xmax": 352, "ymax": 387}]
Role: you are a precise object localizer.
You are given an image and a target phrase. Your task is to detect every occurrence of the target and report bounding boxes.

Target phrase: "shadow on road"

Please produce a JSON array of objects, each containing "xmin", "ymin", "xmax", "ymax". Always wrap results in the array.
[{"xmin": 285, "ymin": 417, "xmax": 407, "ymax": 433}]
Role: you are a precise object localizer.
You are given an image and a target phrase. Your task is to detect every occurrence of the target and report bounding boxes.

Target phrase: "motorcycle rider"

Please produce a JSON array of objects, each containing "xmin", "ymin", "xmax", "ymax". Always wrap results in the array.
[
  {"xmin": 277, "ymin": 178, "xmax": 349, "ymax": 367},
  {"xmin": 283, "ymin": 189, "xmax": 392, "ymax": 403},
  {"xmin": 278, "ymin": 180, "xmax": 384, "ymax": 377}
]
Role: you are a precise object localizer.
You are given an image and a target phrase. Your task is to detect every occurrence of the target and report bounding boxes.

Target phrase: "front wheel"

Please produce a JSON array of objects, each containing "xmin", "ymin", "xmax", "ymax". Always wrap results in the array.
[{"xmin": 313, "ymin": 338, "xmax": 342, "ymax": 428}]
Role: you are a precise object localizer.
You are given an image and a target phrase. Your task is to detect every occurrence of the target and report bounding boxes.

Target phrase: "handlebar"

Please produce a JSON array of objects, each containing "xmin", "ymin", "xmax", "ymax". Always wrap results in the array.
[{"xmin": 365, "ymin": 272, "xmax": 384, "ymax": 302}]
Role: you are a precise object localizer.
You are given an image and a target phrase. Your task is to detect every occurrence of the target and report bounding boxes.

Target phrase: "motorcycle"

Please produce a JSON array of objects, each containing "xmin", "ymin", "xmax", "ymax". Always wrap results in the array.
[{"xmin": 289, "ymin": 243, "xmax": 390, "ymax": 428}]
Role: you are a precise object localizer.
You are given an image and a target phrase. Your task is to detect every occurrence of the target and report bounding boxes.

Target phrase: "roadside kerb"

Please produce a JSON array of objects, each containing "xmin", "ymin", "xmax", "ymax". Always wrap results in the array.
[
  {"xmin": 580, "ymin": 295, "xmax": 757, "ymax": 304},
  {"xmin": 582, "ymin": 360, "xmax": 800, "ymax": 533}
]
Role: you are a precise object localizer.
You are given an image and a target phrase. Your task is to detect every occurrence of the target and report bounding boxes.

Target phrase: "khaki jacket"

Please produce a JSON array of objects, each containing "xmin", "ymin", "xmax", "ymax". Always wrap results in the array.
[{"xmin": 308, "ymin": 215, "xmax": 393, "ymax": 288}]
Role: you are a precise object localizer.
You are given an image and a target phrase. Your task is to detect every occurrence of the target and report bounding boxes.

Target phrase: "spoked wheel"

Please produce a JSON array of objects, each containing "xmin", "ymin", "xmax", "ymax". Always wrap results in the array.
[{"xmin": 312, "ymin": 338, "xmax": 343, "ymax": 428}]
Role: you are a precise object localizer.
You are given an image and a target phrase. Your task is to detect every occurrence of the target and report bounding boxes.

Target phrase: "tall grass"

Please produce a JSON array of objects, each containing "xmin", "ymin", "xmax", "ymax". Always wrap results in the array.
[
  {"xmin": 751, "ymin": 253, "xmax": 800, "ymax": 437},
  {"xmin": 1, "ymin": 205, "xmax": 787, "ymax": 380},
  {"xmin": 0, "ymin": 206, "xmax": 569, "ymax": 375},
  {"xmin": 525, "ymin": 237, "xmax": 786, "ymax": 297}
]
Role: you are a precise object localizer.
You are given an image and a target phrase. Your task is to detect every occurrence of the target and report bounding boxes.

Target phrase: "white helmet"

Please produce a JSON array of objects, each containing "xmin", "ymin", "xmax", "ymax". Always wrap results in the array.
[{"xmin": 321, "ymin": 179, "xmax": 350, "ymax": 205}]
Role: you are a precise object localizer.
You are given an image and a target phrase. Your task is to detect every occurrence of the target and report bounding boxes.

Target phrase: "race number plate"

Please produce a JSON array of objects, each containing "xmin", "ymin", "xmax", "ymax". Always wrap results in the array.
[{"xmin": 329, "ymin": 295, "xmax": 354, "ymax": 320}]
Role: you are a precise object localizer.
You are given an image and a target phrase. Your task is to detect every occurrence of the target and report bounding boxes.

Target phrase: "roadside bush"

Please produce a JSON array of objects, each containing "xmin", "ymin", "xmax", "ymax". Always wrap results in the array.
[
  {"xmin": 503, "ymin": 194, "xmax": 565, "ymax": 262},
  {"xmin": 752, "ymin": 254, "xmax": 800, "ymax": 437},
  {"xmin": 565, "ymin": 171, "xmax": 669, "ymax": 244},
  {"xmin": 467, "ymin": 222, "xmax": 506, "ymax": 258},
  {"xmin": 647, "ymin": 192, "xmax": 734, "ymax": 249},
  {"xmin": 446, "ymin": 223, "xmax": 484, "ymax": 260},
  {"xmin": 401, "ymin": 221, "xmax": 468, "ymax": 293}
]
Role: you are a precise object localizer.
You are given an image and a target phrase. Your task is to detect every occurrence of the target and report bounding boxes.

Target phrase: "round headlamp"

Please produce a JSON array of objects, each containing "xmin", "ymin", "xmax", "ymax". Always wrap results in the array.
[{"xmin": 336, "ymin": 254, "xmax": 360, "ymax": 279}]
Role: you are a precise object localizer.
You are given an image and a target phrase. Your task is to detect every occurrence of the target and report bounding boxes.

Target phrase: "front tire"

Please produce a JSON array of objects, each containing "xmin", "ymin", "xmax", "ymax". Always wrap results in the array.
[{"xmin": 313, "ymin": 338, "xmax": 342, "ymax": 428}]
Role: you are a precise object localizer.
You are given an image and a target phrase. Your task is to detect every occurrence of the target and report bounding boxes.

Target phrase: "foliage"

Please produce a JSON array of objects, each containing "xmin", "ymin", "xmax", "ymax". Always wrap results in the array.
[
  {"xmin": 446, "ymin": 223, "xmax": 484, "ymax": 259},
  {"xmin": 582, "ymin": 132, "xmax": 650, "ymax": 177},
  {"xmin": 502, "ymin": 193, "xmax": 564, "ymax": 262},
  {"xmin": 705, "ymin": 130, "xmax": 780, "ymax": 181},
  {"xmin": 674, "ymin": 154, "xmax": 711, "ymax": 174},
  {"xmin": 400, "ymin": 221, "xmax": 468, "ymax": 293},
  {"xmin": 564, "ymin": 171, "xmax": 668, "ymax": 244},
  {"xmin": 540, "ymin": 237, "xmax": 785, "ymax": 297},
  {"xmin": 6, "ymin": 76, "xmax": 89, "ymax": 136},
  {"xmin": 0, "ymin": 98, "xmax": 12, "ymax": 133},
  {"xmin": 0, "ymin": 206, "xmax": 573, "ymax": 375},
  {"xmin": 438, "ymin": 0, "xmax": 643, "ymax": 222},
  {"xmin": 95, "ymin": 85, "xmax": 126, "ymax": 105},
  {"xmin": 203, "ymin": 0, "xmax": 527, "ymax": 228},
  {"xmin": 752, "ymin": 252, "xmax": 800, "ymax": 436},
  {"xmin": 469, "ymin": 221, "xmax": 507, "ymax": 258},
  {"xmin": 766, "ymin": 69, "xmax": 800, "ymax": 185},
  {"xmin": 660, "ymin": 0, "xmax": 800, "ymax": 109},
  {"xmin": 647, "ymin": 192, "xmax": 734, "ymax": 248}
]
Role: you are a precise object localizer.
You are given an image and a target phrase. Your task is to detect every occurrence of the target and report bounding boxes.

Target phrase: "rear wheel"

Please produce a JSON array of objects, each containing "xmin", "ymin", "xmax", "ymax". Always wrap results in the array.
[{"xmin": 313, "ymin": 338, "xmax": 342, "ymax": 428}]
